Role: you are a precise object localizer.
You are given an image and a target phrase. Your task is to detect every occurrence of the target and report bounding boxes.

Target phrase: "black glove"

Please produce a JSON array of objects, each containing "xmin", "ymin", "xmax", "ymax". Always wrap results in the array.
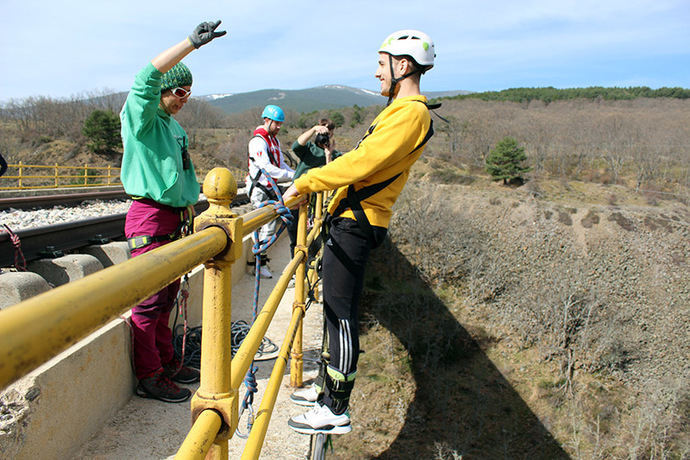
[{"xmin": 188, "ymin": 20, "xmax": 227, "ymax": 49}]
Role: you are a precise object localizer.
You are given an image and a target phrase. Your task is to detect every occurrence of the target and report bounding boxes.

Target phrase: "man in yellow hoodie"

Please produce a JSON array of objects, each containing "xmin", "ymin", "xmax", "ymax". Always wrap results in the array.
[{"xmin": 285, "ymin": 30, "xmax": 437, "ymax": 435}]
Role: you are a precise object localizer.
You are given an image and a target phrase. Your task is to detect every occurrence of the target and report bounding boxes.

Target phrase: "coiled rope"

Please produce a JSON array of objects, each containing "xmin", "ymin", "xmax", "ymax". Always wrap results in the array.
[
  {"xmin": 235, "ymin": 168, "xmax": 293, "ymax": 438},
  {"xmin": 2, "ymin": 224, "xmax": 27, "ymax": 271}
]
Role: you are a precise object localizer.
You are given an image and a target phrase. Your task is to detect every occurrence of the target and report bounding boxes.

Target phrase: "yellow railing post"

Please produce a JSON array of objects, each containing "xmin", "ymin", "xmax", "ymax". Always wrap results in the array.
[
  {"xmin": 54, "ymin": 163, "xmax": 59, "ymax": 187},
  {"xmin": 18, "ymin": 161, "xmax": 23, "ymax": 189},
  {"xmin": 83, "ymin": 164, "xmax": 88, "ymax": 186},
  {"xmin": 187, "ymin": 168, "xmax": 244, "ymax": 459},
  {"xmin": 311, "ymin": 192, "xmax": 325, "ymax": 301},
  {"xmin": 107, "ymin": 165, "xmax": 112, "ymax": 185},
  {"xmin": 290, "ymin": 200, "xmax": 309, "ymax": 387}
]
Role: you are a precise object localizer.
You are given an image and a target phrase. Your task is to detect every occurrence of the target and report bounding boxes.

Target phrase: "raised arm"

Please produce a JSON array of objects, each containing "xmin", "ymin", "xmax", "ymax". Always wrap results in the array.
[
  {"xmin": 151, "ymin": 20, "xmax": 226, "ymax": 73},
  {"xmin": 296, "ymin": 124, "xmax": 329, "ymax": 146}
]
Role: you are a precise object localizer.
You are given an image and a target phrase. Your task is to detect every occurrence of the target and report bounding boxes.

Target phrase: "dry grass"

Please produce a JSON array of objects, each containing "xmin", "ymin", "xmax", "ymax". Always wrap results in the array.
[{"xmin": 329, "ymin": 178, "xmax": 689, "ymax": 459}]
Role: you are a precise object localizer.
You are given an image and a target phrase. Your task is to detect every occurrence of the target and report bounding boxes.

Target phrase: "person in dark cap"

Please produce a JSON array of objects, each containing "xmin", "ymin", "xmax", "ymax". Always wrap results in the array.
[{"xmin": 120, "ymin": 20, "xmax": 226, "ymax": 403}]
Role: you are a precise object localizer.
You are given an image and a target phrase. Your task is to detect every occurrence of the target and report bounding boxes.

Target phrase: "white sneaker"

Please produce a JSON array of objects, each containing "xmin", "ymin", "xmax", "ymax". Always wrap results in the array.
[
  {"xmin": 288, "ymin": 403, "xmax": 351, "ymax": 435},
  {"xmin": 290, "ymin": 385, "xmax": 319, "ymax": 406},
  {"xmin": 258, "ymin": 266, "xmax": 273, "ymax": 279}
]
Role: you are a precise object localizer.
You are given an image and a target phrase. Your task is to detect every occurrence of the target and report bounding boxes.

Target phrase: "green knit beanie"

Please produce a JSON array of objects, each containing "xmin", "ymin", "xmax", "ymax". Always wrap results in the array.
[{"xmin": 161, "ymin": 62, "xmax": 193, "ymax": 92}]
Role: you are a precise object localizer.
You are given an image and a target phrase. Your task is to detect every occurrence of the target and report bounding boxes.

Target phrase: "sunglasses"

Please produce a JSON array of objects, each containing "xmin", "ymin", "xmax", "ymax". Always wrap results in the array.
[{"xmin": 170, "ymin": 87, "xmax": 191, "ymax": 98}]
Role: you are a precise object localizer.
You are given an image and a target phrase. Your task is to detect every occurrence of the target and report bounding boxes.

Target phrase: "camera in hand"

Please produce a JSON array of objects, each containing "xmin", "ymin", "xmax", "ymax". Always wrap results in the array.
[{"xmin": 315, "ymin": 132, "xmax": 330, "ymax": 148}]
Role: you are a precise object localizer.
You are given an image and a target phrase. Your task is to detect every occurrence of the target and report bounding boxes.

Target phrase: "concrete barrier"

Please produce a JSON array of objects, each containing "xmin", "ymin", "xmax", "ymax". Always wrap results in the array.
[
  {"xmin": 0, "ymin": 271, "xmax": 51, "ymax": 310},
  {"xmin": 82, "ymin": 241, "xmax": 131, "ymax": 268},
  {"xmin": 0, "ymin": 319, "xmax": 134, "ymax": 460},
  {"xmin": 27, "ymin": 254, "xmax": 104, "ymax": 287}
]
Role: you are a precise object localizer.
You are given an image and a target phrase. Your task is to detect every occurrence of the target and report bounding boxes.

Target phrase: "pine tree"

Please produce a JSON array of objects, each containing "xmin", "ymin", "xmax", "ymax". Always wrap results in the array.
[
  {"xmin": 485, "ymin": 137, "xmax": 531, "ymax": 185},
  {"xmin": 329, "ymin": 110, "xmax": 345, "ymax": 128},
  {"xmin": 82, "ymin": 110, "xmax": 121, "ymax": 154}
]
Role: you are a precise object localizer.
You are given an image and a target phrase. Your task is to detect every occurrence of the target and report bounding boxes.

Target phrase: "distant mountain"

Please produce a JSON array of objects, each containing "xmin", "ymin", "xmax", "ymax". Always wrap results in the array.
[
  {"xmin": 425, "ymin": 90, "xmax": 472, "ymax": 99},
  {"xmin": 202, "ymin": 85, "xmax": 384, "ymax": 114},
  {"xmin": 201, "ymin": 85, "xmax": 471, "ymax": 114}
]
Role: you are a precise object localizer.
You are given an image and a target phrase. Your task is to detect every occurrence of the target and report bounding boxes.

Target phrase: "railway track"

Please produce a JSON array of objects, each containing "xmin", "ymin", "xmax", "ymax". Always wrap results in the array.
[
  {"xmin": 0, "ymin": 188, "xmax": 129, "ymax": 210},
  {"xmin": 0, "ymin": 190, "xmax": 249, "ymax": 269}
]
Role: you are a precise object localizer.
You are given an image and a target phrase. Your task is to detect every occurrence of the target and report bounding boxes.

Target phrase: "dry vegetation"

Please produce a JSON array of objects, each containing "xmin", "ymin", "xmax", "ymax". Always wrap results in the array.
[
  {"xmin": 2, "ymin": 94, "xmax": 689, "ymax": 458},
  {"xmin": 330, "ymin": 168, "xmax": 689, "ymax": 459},
  {"xmin": 3, "ymin": 94, "xmax": 687, "ymax": 196}
]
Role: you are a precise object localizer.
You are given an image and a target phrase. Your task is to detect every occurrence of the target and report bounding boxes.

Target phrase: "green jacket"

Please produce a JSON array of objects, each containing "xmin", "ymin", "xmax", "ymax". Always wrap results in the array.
[
  {"xmin": 291, "ymin": 140, "xmax": 342, "ymax": 179},
  {"xmin": 120, "ymin": 63, "xmax": 200, "ymax": 207}
]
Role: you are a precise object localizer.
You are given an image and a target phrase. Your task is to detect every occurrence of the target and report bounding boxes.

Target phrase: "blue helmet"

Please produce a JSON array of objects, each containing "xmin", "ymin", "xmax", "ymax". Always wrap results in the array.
[{"xmin": 261, "ymin": 104, "xmax": 285, "ymax": 122}]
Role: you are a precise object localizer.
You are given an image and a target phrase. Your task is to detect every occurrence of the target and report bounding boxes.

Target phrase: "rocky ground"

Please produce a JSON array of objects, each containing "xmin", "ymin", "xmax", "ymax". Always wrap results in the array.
[{"xmin": 0, "ymin": 199, "xmax": 131, "ymax": 231}]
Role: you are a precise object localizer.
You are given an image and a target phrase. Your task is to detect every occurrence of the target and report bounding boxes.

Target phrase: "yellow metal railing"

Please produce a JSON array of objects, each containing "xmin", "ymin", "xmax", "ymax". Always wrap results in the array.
[
  {"xmin": 0, "ymin": 162, "xmax": 236, "ymax": 190},
  {"xmin": 0, "ymin": 167, "xmax": 323, "ymax": 459},
  {"xmin": 0, "ymin": 162, "xmax": 122, "ymax": 190}
]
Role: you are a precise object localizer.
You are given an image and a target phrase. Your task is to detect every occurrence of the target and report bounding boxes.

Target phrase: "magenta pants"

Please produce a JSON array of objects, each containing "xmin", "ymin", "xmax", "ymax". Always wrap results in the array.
[{"xmin": 125, "ymin": 199, "xmax": 187, "ymax": 379}]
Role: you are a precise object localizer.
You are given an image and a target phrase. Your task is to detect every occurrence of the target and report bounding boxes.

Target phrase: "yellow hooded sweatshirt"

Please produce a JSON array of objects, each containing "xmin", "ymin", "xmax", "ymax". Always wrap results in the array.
[{"xmin": 293, "ymin": 95, "xmax": 432, "ymax": 229}]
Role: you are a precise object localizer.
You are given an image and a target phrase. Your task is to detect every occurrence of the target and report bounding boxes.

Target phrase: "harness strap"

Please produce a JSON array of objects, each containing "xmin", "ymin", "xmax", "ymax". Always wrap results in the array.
[
  {"xmin": 127, "ymin": 206, "xmax": 194, "ymax": 250},
  {"xmin": 246, "ymin": 161, "xmax": 278, "ymax": 200},
  {"xmin": 248, "ymin": 133, "xmax": 279, "ymax": 167},
  {"xmin": 328, "ymin": 101, "xmax": 436, "ymax": 243},
  {"xmin": 127, "ymin": 234, "xmax": 177, "ymax": 250},
  {"xmin": 247, "ymin": 132, "xmax": 281, "ymax": 199}
]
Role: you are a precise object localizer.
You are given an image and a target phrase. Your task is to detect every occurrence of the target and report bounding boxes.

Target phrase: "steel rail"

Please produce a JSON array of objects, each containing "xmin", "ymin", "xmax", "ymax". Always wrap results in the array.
[{"xmin": 0, "ymin": 189, "xmax": 129, "ymax": 210}]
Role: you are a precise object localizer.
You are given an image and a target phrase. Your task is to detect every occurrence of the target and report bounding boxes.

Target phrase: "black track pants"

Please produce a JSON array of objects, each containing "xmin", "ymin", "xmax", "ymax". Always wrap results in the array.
[{"xmin": 322, "ymin": 217, "xmax": 387, "ymax": 377}]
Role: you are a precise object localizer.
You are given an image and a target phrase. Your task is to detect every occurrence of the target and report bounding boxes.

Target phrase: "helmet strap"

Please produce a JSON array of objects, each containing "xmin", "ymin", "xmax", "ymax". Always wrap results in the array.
[{"xmin": 386, "ymin": 54, "xmax": 422, "ymax": 106}]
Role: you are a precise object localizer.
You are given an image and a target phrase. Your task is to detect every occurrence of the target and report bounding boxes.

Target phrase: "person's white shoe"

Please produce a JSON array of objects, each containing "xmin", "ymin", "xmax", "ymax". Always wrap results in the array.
[
  {"xmin": 288, "ymin": 403, "xmax": 351, "ymax": 435},
  {"xmin": 290, "ymin": 385, "xmax": 319, "ymax": 406},
  {"xmin": 258, "ymin": 266, "xmax": 273, "ymax": 279}
]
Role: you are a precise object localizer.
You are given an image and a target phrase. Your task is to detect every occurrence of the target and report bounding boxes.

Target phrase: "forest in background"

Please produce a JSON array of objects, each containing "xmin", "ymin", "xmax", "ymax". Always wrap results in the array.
[{"xmin": 0, "ymin": 86, "xmax": 688, "ymax": 200}]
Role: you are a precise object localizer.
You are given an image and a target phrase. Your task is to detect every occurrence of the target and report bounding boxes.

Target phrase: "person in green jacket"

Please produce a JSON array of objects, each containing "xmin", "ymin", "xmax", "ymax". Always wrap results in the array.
[
  {"xmin": 286, "ymin": 118, "xmax": 342, "ymax": 256},
  {"xmin": 291, "ymin": 118, "xmax": 341, "ymax": 180},
  {"xmin": 120, "ymin": 20, "xmax": 225, "ymax": 403}
]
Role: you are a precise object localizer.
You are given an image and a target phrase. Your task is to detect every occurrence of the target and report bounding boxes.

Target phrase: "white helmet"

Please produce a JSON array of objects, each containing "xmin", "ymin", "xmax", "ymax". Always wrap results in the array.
[{"xmin": 378, "ymin": 29, "xmax": 435, "ymax": 70}]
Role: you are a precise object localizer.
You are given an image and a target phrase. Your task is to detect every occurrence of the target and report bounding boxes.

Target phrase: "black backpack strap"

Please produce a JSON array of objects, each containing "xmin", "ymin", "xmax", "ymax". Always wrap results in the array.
[{"xmin": 330, "ymin": 172, "xmax": 402, "ymax": 219}]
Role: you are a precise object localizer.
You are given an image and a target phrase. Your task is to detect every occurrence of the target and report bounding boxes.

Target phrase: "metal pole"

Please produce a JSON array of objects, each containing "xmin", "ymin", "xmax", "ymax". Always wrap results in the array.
[
  {"xmin": 290, "ymin": 200, "xmax": 309, "ymax": 387},
  {"xmin": 175, "ymin": 410, "xmax": 223, "ymax": 460},
  {"xmin": 187, "ymin": 168, "xmax": 244, "ymax": 452}
]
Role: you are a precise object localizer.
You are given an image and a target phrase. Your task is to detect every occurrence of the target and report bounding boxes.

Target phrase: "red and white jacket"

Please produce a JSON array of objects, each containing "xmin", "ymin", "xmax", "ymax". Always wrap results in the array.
[{"xmin": 245, "ymin": 127, "xmax": 294, "ymax": 189}]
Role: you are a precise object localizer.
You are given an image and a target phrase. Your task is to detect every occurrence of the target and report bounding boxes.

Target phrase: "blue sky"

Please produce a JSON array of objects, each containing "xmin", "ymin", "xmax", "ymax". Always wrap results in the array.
[{"xmin": 1, "ymin": 0, "xmax": 688, "ymax": 101}]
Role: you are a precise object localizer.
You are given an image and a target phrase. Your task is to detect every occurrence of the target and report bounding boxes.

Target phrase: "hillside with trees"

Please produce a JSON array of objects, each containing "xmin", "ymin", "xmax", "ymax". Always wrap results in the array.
[{"xmin": 0, "ymin": 88, "xmax": 688, "ymax": 458}]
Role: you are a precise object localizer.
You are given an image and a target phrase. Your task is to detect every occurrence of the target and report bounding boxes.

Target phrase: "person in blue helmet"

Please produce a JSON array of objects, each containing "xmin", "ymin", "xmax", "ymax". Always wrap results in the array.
[{"xmin": 245, "ymin": 104, "xmax": 295, "ymax": 278}]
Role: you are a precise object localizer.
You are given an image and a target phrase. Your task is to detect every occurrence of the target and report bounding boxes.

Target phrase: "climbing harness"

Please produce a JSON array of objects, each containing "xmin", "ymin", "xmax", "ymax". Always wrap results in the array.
[
  {"xmin": 246, "ymin": 130, "xmax": 281, "ymax": 200},
  {"xmin": 126, "ymin": 203, "xmax": 194, "ymax": 250},
  {"xmin": 2, "ymin": 224, "xmax": 27, "ymax": 271},
  {"xmin": 326, "ymin": 100, "xmax": 439, "ymax": 244},
  {"xmin": 236, "ymin": 167, "xmax": 293, "ymax": 439}
]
